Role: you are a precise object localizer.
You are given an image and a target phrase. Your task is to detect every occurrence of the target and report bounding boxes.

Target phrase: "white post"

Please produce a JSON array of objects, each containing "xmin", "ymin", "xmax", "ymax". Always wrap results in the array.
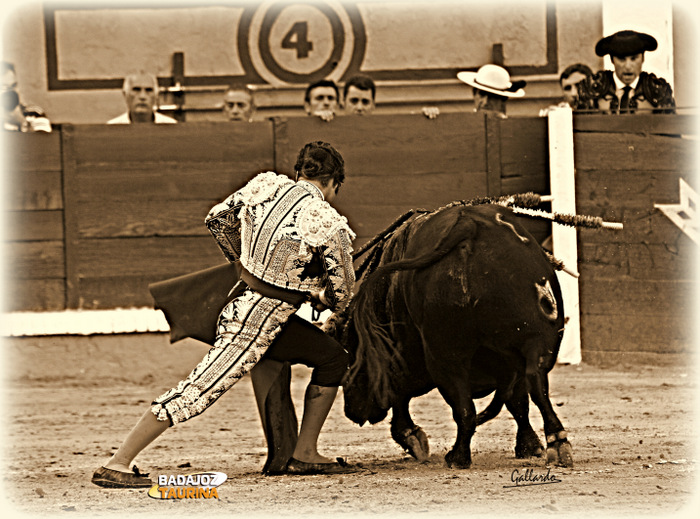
[{"xmin": 548, "ymin": 105, "xmax": 582, "ymax": 365}]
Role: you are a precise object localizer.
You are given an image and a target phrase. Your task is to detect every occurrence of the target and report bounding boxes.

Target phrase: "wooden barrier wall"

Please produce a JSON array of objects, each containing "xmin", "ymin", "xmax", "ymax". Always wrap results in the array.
[
  {"xmin": 4, "ymin": 132, "xmax": 65, "ymax": 311},
  {"xmin": 3, "ymin": 113, "xmax": 696, "ymax": 360},
  {"xmin": 573, "ymin": 114, "xmax": 697, "ymax": 360},
  {"xmin": 3, "ymin": 113, "xmax": 549, "ymax": 312}
]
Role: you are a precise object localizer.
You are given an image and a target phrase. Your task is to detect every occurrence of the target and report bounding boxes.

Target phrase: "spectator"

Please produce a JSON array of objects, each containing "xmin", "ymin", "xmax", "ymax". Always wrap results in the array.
[
  {"xmin": 304, "ymin": 79, "xmax": 339, "ymax": 122},
  {"xmin": 222, "ymin": 85, "xmax": 255, "ymax": 122},
  {"xmin": 108, "ymin": 73, "xmax": 177, "ymax": 124},
  {"xmin": 2, "ymin": 61, "xmax": 51, "ymax": 132},
  {"xmin": 539, "ymin": 63, "xmax": 594, "ymax": 116},
  {"xmin": 341, "ymin": 73, "xmax": 440, "ymax": 119},
  {"xmin": 578, "ymin": 30, "xmax": 675, "ymax": 114},
  {"xmin": 457, "ymin": 64, "xmax": 526, "ymax": 118},
  {"xmin": 342, "ymin": 74, "xmax": 375, "ymax": 115}
]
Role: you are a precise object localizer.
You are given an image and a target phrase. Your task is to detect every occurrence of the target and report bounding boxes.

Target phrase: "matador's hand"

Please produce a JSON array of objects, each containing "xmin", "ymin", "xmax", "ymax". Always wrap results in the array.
[{"xmin": 309, "ymin": 290, "xmax": 330, "ymax": 312}]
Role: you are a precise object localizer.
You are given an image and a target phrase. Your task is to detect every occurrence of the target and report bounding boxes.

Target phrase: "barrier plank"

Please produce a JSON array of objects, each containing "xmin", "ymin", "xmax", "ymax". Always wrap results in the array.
[
  {"xmin": 70, "ymin": 122, "xmax": 275, "ymax": 165},
  {"xmin": 4, "ymin": 241, "xmax": 64, "ymax": 278},
  {"xmin": 3, "ymin": 132, "xmax": 61, "ymax": 172},
  {"xmin": 580, "ymin": 277, "xmax": 695, "ymax": 315},
  {"xmin": 5, "ymin": 170, "xmax": 63, "ymax": 211},
  {"xmin": 70, "ymin": 165, "xmax": 256, "ymax": 202},
  {"xmin": 499, "ymin": 116, "xmax": 549, "ymax": 179},
  {"xmin": 2, "ymin": 279, "xmax": 65, "ymax": 312},
  {"xmin": 485, "ymin": 115, "xmax": 502, "ymax": 196},
  {"xmin": 4, "ymin": 210, "xmax": 63, "ymax": 242},
  {"xmin": 63, "ymin": 237, "xmax": 224, "ymax": 309},
  {"xmin": 578, "ymin": 240, "xmax": 695, "ymax": 281},
  {"xmin": 67, "ymin": 237, "xmax": 222, "ymax": 278},
  {"xmin": 73, "ymin": 200, "xmax": 215, "ymax": 238},
  {"xmin": 574, "ymin": 132, "xmax": 694, "ymax": 171},
  {"xmin": 274, "ymin": 113, "xmax": 486, "ymax": 178},
  {"xmin": 573, "ymin": 113, "xmax": 696, "ymax": 136},
  {"xmin": 581, "ymin": 313, "xmax": 690, "ymax": 354}
]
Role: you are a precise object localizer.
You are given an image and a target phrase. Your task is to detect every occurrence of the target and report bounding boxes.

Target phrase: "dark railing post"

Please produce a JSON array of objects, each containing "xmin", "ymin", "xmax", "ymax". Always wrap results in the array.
[{"xmin": 168, "ymin": 51, "xmax": 186, "ymax": 122}]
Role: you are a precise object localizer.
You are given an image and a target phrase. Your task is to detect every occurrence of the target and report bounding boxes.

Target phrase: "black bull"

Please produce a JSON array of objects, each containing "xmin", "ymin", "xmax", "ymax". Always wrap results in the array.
[
  {"xmin": 149, "ymin": 202, "xmax": 573, "ymax": 472},
  {"xmin": 334, "ymin": 203, "xmax": 573, "ymax": 469}
]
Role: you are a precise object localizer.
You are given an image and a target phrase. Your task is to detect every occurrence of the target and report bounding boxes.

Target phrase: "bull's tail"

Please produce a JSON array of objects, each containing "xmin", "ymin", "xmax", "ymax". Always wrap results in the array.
[
  {"xmin": 476, "ymin": 392, "xmax": 505, "ymax": 425},
  {"xmin": 347, "ymin": 208, "xmax": 478, "ymax": 407}
]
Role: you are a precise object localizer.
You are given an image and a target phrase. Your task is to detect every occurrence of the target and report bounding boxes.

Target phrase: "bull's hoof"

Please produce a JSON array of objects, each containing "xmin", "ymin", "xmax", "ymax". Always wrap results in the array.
[
  {"xmin": 556, "ymin": 440, "xmax": 574, "ymax": 468},
  {"xmin": 393, "ymin": 427, "xmax": 430, "ymax": 462},
  {"xmin": 445, "ymin": 449, "xmax": 472, "ymax": 469},
  {"xmin": 546, "ymin": 439, "xmax": 574, "ymax": 468},
  {"xmin": 515, "ymin": 429, "xmax": 544, "ymax": 459},
  {"xmin": 413, "ymin": 427, "xmax": 430, "ymax": 460}
]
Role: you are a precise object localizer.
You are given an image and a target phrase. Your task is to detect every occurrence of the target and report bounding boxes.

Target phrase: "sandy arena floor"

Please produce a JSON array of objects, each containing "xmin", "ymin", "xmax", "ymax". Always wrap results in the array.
[{"xmin": 1, "ymin": 333, "xmax": 698, "ymax": 518}]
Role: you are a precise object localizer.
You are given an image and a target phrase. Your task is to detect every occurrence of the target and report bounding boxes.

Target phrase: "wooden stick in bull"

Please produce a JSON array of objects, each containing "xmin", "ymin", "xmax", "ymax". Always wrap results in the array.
[
  {"xmin": 506, "ymin": 203, "xmax": 623, "ymax": 278},
  {"xmin": 463, "ymin": 192, "xmax": 623, "ymax": 278},
  {"xmin": 507, "ymin": 205, "xmax": 624, "ymax": 230},
  {"xmin": 463, "ymin": 191, "xmax": 623, "ymax": 231}
]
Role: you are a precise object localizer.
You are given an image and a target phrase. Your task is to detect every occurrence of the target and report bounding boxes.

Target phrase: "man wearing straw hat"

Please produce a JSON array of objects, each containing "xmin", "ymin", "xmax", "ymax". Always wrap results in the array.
[
  {"xmin": 457, "ymin": 64, "xmax": 526, "ymax": 118},
  {"xmin": 579, "ymin": 30, "xmax": 675, "ymax": 114}
]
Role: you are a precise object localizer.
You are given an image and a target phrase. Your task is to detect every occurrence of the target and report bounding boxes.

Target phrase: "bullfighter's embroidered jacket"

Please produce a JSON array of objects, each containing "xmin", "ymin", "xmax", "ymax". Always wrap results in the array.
[
  {"xmin": 205, "ymin": 171, "xmax": 356, "ymax": 312},
  {"xmin": 576, "ymin": 70, "xmax": 675, "ymax": 114}
]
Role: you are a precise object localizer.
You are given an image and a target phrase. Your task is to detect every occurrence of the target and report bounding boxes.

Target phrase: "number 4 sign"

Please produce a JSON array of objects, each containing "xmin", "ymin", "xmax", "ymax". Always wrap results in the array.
[
  {"xmin": 245, "ymin": 0, "xmax": 365, "ymax": 85},
  {"xmin": 283, "ymin": 21, "xmax": 314, "ymax": 58}
]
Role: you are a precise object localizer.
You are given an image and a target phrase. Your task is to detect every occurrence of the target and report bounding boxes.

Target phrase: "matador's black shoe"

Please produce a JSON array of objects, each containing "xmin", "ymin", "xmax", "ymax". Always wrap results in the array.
[
  {"xmin": 91, "ymin": 466, "xmax": 153, "ymax": 488},
  {"xmin": 285, "ymin": 457, "xmax": 360, "ymax": 475}
]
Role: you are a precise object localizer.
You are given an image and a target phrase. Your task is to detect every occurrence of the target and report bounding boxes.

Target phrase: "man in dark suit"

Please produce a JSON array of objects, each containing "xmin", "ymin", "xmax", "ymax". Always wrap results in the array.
[{"xmin": 579, "ymin": 30, "xmax": 675, "ymax": 114}]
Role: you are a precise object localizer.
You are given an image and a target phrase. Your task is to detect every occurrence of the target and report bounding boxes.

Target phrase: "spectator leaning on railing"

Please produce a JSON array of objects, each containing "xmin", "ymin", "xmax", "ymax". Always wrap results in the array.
[
  {"xmin": 222, "ymin": 84, "xmax": 255, "ymax": 122},
  {"xmin": 341, "ymin": 74, "xmax": 376, "ymax": 116},
  {"xmin": 2, "ymin": 61, "xmax": 51, "ymax": 133},
  {"xmin": 539, "ymin": 63, "xmax": 595, "ymax": 116},
  {"xmin": 304, "ymin": 79, "xmax": 339, "ymax": 122},
  {"xmin": 108, "ymin": 72, "xmax": 177, "ymax": 124}
]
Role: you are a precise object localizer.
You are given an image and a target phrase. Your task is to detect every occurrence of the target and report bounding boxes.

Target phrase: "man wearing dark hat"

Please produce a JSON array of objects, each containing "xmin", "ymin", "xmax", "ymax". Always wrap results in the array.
[{"xmin": 578, "ymin": 30, "xmax": 675, "ymax": 114}]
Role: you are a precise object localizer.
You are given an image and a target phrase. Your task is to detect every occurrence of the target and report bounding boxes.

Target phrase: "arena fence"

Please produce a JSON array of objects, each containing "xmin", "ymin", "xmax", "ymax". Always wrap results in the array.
[{"xmin": 2, "ymin": 113, "xmax": 696, "ymax": 361}]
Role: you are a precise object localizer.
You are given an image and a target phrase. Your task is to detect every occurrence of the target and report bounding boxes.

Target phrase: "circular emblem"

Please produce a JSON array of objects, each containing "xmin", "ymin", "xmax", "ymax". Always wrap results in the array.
[{"xmin": 245, "ymin": 0, "xmax": 365, "ymax": 86}]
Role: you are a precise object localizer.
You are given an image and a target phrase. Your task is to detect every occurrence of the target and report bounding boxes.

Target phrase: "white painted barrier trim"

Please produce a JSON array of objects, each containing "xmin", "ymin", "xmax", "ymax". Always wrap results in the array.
[
  {"xmin": 1, "ymin": 308, "xmax": 170, "ymax": 337},
  {"xmin": 548, "ymin": 105, "xmax": 582, "ymax": 365},
  {"xmin": 1, "ymin": 302, "xmax": 329, "ymax": 337}
]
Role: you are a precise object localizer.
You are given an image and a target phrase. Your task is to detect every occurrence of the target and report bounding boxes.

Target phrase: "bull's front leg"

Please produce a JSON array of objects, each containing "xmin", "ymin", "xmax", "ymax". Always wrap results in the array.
[
  {"xmin": 437, "ymin": 384, "xmax": 477, "ymax": 469},
  {"xmin": 390, "ymin": 397, "xmax": 429, "ymax": 462},
  {"xmin": 527, "ymin": 370, "xmax": 573, "ymax": 468}
]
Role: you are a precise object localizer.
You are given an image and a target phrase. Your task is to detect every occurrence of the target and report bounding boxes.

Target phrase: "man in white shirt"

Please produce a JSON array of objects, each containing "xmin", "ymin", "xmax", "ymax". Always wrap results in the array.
[{"xmin": 107, "ymin": 73, "xmax": 177, "ymax": 124}]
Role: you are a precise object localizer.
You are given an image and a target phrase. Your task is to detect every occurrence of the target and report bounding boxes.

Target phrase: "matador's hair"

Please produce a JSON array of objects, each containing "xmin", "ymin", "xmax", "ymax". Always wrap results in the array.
[{"xmin": 294, "ymin": 141, "xmax": 345, "ymax": 189}]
